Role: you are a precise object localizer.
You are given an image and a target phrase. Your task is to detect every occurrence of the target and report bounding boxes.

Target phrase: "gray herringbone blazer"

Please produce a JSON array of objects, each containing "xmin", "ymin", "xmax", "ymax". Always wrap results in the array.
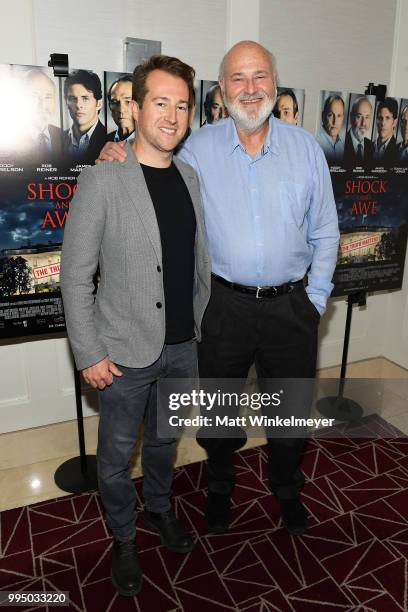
[{"xmin": 60, "ymin": 144, "xmax": 211, "ymax": 370}]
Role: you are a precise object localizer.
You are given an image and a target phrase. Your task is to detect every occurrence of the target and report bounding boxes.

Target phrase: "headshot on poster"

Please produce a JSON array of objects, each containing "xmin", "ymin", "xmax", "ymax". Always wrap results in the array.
[
  {"xmin": 372, "ymin": 96, "xmax": 400, "ymax": 168},
  {"xmin": 396, "ymin": 98, "xmax": 408, "ymax": 165},
  {"xmin": 0, "ymin": 64, "xmax": 63, "ymax": 168},
  {"xmin": 343, "ymin": 93, "xmax": 376, "ymax": 169},
  {"xmin": 189, "ymin": 80, "xmax": 228, "ymax": 131},
  {"xmin": 61, "ymin": 69, "xmax": 106, "ymax": 167},
  {"xmin": 105, "ymin": 72, "xmax": 135, "ymax": 144},
  {"xmin": 315, "ymin": 90, "xmax": 348, "ymax": 165},
  {"xmin": 273, "ymin": 87, "xmax": 305, "ymax": 126},
  {"xmin": 202, "ymin": 81, "xmax": 228, "ymax": 126}
]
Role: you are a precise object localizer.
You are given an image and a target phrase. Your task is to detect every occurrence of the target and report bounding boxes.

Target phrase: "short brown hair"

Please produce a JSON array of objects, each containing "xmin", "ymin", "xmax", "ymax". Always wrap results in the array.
[{"xmin": 132, "ymin": 55, "xmax": 195, "ymax": 108}]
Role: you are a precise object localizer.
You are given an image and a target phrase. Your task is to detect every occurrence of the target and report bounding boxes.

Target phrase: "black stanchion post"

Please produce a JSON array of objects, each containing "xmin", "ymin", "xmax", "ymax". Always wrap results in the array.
[
  {"xmin": 54, "ymin": 360, "xmax": 98, "ymax": 493},
  {"xmin": 49, "ymin": 51, "xmax": 97, "ymax": 493},
  {"xmin": 74, "ymin": 366, "xmax": 87, "ymax": 474},
  {"xmin": 338, "ymin": 292, "xmax": 354, "ymax": 399},
  {"xmin": 316, "ymin": 291, "xmax": 365, "ymax": 422}
]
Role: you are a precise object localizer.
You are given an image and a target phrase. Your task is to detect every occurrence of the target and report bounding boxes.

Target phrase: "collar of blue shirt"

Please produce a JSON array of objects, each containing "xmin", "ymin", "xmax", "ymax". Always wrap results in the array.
[{"xmin": 226, "ymin": 115, "xmax": 281, "ymax": 157}]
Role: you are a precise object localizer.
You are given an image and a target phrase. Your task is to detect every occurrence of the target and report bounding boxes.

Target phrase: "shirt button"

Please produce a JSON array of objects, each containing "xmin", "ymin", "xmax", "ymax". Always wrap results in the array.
[
  {"xmin": 156, "ymin": 302, "xmax": 162, "ymax": 309},
  {"xmin": 157, "ymin": 265, "xmax": 161, "ymax": 272}
]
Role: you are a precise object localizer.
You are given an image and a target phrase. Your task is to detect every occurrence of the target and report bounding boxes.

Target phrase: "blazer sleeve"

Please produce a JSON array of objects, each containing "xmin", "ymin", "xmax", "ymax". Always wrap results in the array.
[{"xmin": 60, "ymin": 167, "xmax": 108, "ymax": 370}]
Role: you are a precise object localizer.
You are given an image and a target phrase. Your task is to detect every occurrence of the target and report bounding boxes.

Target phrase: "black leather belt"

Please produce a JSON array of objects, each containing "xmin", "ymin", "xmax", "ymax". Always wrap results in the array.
[{"xmin": 211, "ymin": 274, "xmax": 304, "ymax": 298}]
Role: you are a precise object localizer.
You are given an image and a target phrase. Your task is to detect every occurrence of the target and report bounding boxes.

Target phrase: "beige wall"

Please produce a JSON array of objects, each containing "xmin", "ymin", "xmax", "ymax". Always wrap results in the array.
[
  {"xmin": 0, "ymin": 0, "xmax": 35, "ymax": 65},
  {"xmin": 260, "ymin": 0, "xmax": 397, "ymax": 133}
]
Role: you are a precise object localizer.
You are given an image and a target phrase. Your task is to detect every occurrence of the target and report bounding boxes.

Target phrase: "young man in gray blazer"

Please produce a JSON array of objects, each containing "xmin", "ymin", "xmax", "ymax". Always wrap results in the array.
[{"xmin": 60, "ymin": 55, "xmax": 211, "ymax": 597}]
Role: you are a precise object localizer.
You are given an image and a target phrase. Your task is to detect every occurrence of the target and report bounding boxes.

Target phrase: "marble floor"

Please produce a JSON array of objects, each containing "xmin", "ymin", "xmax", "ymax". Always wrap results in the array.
[{"xmin": 1, "ymin": 358, "xmax": 407, "ymax": 512}]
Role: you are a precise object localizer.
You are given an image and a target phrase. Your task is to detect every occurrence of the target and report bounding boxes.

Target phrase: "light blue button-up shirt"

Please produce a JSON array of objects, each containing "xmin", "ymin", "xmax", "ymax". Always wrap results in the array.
[{"xmin": 177, "ymin": 115, "xmax": 339, "ymax": 314}]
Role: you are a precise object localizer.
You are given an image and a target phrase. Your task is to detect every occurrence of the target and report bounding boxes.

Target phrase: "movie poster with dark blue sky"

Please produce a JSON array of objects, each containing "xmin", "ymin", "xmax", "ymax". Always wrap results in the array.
[
  {"xmin": 316, "ymin": 90, "xmax": 408, "ymax": 296},
  {"xmin": 0, "ymin": 65, "xmax": 227, "ymax": 339},
  {"xmin": 0, "ymin": 63, "xmax": 107, "ymax": 338}
]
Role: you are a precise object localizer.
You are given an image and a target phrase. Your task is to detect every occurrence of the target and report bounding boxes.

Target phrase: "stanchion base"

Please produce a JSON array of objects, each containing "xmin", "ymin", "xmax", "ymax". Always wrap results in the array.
[
  {"xmin": 54, "ymin": 455, "xmax": 98, "ymax": 494},
  {"xmin": 316, "ymin": 396, "xmax": 363, "ymax": 422}
]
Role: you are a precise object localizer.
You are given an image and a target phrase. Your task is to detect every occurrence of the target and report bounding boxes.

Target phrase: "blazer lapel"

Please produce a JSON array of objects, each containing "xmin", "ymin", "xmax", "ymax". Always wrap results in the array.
[
  {"xmin": 118, "ymin": 143, "xmax": 162, "ymax": 261},
  {"xmin": 117, "ymin": 146, "xmax": 207, "ymax": 265}
]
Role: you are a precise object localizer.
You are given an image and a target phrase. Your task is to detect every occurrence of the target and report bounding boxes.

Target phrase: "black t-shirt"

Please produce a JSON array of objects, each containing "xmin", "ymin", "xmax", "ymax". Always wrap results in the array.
[{"xmin": 140, "ymin": 162, "xmax": 196, "ymax": 344}]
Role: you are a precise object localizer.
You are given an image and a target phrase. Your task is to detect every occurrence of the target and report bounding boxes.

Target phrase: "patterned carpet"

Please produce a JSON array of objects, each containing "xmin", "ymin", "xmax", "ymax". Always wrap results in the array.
[{"xmin": 1, "ymin": 416, "xmax": 408, "ymax": 611}]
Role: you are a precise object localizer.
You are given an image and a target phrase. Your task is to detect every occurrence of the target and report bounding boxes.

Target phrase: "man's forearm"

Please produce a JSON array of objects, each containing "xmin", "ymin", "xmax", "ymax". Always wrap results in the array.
[
  {"xmin": 306, "ymin": 217, "xmax": 340, "ymax": 314},
  {"xmin": 305, "ymin": 145, "xmax": 340, "ymax": 314}
]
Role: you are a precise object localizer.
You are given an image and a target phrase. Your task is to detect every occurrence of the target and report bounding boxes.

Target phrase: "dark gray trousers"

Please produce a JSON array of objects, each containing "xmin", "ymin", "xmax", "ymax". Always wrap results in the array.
[{"xmin": 97, "ymin": 340, "xmax": 197, "ymax": 541}]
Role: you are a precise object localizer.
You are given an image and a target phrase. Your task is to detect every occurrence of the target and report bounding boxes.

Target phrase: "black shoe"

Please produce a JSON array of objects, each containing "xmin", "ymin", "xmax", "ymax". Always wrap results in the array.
[
  {"xmin": 143, "ymin": 510, "xmax": 194, "ymax": 553},
  {"xmin": 111, "ymin": 538, "xmax": 142, "ymax": 597},
  {"xmin": 205, "ymin": 492, "xmax": 231, "ymax": 534},
  {"xmin": 279, "ymin": 496, "xmax": 308, "ymax": 535}
]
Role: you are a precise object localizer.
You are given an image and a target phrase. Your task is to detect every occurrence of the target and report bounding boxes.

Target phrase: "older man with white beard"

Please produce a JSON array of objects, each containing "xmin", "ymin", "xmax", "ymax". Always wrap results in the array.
[
  {"xmin": 344, "ymin": 96, "xmax": 374, "ymax": 168},
  {"xmin": 97, "ymin": 41, "xmax": 339, "ymax": 537}
]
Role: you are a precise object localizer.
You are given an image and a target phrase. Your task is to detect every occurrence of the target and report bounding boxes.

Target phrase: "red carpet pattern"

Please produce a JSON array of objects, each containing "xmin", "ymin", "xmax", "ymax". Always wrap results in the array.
[{"xmin": 1, "ymin": 416, "xmax": 408, "ymax": 611}]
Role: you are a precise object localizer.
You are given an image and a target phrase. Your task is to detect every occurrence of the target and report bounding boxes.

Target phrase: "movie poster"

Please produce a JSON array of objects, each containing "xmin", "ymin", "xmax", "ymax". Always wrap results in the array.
[
  {"xmin": 61, "ymin": 68, "xmax": 106, "ymax": 170},
  {"xmin": 273, "ymin": 86, "xmax": 305, "ymax": 127},
  {"xmin": 316, "ymin": 90, "xmax": 408, "ymax": 296},
  {"xmin": 189, "ymin": 80, "xmax": 227, "ymax": 131},
  {"xmin": 104, "ymin": 72, "xmax": 135, "ymax": 144},
  {"xmin": 0, "ymin": 64, "xmax": 107, "ymax": 338}
]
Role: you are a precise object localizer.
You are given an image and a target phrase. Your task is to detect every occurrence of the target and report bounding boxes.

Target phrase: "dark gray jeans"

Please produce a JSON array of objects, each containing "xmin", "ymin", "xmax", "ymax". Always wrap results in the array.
[{"xmin": 97, "ymin": 340, "xmax": 197, "ymax": 541}]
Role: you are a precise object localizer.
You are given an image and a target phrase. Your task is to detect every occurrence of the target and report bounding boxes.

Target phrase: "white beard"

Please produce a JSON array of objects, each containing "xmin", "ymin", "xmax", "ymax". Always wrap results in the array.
[{"xmin": 224, "ymin": 91, "xmax": 275, "ymax": 133}]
